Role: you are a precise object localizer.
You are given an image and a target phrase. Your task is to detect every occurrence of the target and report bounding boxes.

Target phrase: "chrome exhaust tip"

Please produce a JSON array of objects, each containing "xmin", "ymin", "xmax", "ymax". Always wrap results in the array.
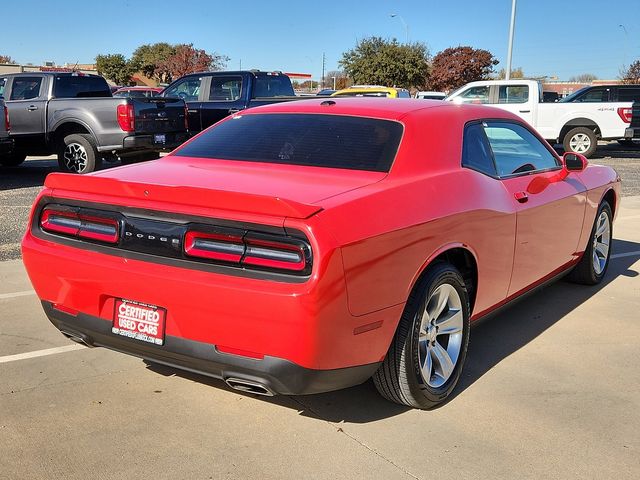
[
  {"xmin": 225, "ymin": 377, "xmax": 274, "ymax": 396},
  {"xmin": 60, "ymin": 330, "xmax": 91, "ymax": 347}
]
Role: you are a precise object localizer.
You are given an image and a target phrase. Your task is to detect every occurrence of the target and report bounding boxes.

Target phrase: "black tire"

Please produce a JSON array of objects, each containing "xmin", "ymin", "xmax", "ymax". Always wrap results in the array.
[
  {"xmin": 373, "ymin": 262, "xmax": 471, "ymax": 409},
  {"xmin": 57, "ymin": 134, "xmax": 99, "ymax": 174},
  {"xmin": 562, "ymin": 127, "xmax": 597, "ymax": 158},
  {"xmin": 567, "ymin": 201, "xmax": 613, "ymax": 285},
  {"xmin": 0, "ymin": 151, "xmax": 27, "ymax": 167}
]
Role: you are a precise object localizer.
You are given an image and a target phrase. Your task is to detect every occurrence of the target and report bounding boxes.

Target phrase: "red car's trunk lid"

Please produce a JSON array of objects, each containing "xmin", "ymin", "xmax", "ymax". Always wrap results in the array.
[{"xmin": 44, "ymin": 157, "xmax": 386, "ymax": 219}]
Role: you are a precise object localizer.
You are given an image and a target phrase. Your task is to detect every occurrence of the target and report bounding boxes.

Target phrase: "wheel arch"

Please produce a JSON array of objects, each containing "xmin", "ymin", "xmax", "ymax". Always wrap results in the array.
[
  {"xmin": 560, "ymin": 118, "xmax": 601, "ymax": 141},
  {"xmin": 602, "ymin": 188, "xmax": 617, "ymax": 217},
  {"xmin": 49, "ymin": 121, "xmax": 95, "ymax": 147},
  {"xmin": 410, "ymin": 244, "xmax": 479, "ymax": 316}
]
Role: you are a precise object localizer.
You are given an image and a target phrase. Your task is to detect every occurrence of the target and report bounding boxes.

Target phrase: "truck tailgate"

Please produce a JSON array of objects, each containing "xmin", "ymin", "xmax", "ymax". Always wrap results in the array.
[{"xmin": 133, "ymin": 97, "xmax": 186, "ymax": 134}]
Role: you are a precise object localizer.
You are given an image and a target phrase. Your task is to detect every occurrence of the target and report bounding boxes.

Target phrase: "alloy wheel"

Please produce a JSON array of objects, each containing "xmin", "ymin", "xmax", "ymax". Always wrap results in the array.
[
  {"xmin": 592, "ymin": 210, "xmax": 611, "ymax": 275},
  {"xmin": 63, "ymin": 143, "xmax": 88, "ymax": 173},
  {"xmin": 569, "ymin": 133, "xmax": 591, "ymax": 154},
  {"xmin": 417, "ymin": 283, "xmax": 464, "ymax": 388}
]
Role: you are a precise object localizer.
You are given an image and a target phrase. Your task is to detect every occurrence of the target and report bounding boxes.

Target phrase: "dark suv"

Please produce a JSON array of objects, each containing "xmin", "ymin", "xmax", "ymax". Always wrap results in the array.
[{"xmin": 560, "ymin": 84, "xmax": 640, "ymax": 103}]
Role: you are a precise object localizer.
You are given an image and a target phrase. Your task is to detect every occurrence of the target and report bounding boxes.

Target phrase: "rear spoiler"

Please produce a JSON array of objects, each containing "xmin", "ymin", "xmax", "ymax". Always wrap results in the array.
[{"xmin": 44, "ymin": 173, "xmax": 323, "ymax": 219}]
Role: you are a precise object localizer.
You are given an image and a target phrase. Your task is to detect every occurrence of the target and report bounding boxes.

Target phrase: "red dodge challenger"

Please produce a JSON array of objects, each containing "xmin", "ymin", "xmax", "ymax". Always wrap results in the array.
[{"xmin": 22, "ymin": 98, "xmax": 620, "ymax": 409}]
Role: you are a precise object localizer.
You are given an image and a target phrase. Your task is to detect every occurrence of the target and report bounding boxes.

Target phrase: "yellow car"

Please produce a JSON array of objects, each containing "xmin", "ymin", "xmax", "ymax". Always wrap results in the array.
[{"xmin": 331, "ymin": 85, "xmax": 411, "ymax": 98}]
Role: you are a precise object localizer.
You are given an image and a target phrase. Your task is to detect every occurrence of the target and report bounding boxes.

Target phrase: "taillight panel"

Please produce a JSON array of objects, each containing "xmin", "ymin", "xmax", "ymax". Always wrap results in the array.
[
  {"xmin": 617, "ymin": 107, "xmax": 632, "ymax": 123},
  {"xmin": 117, "ymin": 103, "xmax": 135, "ymax": 132},
  {"xmin": 35, "ymin": 202, "xmax": 313, "ymax": 278}
]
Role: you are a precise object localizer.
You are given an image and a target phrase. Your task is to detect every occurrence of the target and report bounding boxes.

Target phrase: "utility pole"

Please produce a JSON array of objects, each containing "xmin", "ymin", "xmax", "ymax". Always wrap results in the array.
[
  {"xmin": 505, "ymin": 0, "xmax": 517, "ymax": 80},
  {"xmin": 321, "ymin": 53, "xmax": 326, "ymax": 89}
]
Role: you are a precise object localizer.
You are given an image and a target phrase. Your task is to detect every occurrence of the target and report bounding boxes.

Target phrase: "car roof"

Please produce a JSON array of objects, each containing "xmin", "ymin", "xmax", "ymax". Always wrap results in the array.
[{"xmin": 238, "ymin": 97, "xmax": 517, "ymax": 121}]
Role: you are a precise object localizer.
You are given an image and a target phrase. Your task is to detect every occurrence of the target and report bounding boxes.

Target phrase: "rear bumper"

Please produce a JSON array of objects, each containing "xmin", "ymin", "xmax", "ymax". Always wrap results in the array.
[
  {"xmin": 122, "ymin": 131, "xmax": 189, "ymax": 152},
  {"xmin": 42, "ymin": 301, "xmax": 380, "ymax": 395},
  {"xmin": 624, "ymin": 127, "xmax": 640, "ymax": 139}
]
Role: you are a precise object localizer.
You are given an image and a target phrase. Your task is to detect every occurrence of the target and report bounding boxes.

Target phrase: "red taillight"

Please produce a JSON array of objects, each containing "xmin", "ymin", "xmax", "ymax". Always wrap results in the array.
[
  {"xmin": 618, "ymin": 107, "xmax": 632, "ymax": 123},
  {"xmin": 184, "ymin": 230, "xmax": 244, "ymax": 263},
  {"xmin": 117, "ymin": 103, "xmax": 135, "ymax": 132},
  {"xmin": 3, "ymin": 106, "xmax": 9, "ymax": 132},
  {"xmin": 40, "ymin": 207, "xmax": 120, "ymax": 244},
  {"xmin": 184, "ymin": 105, "xmax": 189, "ymax": 130},
  {"xmin": 184, "ymin": 230, "xmax": 311, "ymax": 274}
]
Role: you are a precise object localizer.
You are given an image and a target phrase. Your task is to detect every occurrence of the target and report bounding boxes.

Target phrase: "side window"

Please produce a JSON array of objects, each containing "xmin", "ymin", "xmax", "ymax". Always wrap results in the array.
[
  {"xmin": 209, "ymin": 76, "xmax": 242, "ymax": 101},
  {"xmin": 398, "ymin": 90, "xmax": 411, "ymax": 98},
  {"xmin": 462, "ymin": 123, "xmax": 497, "ymax": 176},
  {"xmin": 458, "ymin": 86, "xmax": 490, "ymax": 104},
  {"xmin": 498, "ymin": 85, "xmax": 529, "ymax": 104},
  {"xmin": 578, "ymin": 88, "xmax": 609, "ymax": 102},
  {"xmin": 483, "ymin": 122, "xmax": 560, "ymax": 176},
  {"xmin": 617, "ymin": 88, "xmax": 640, "ymax": 102},
  {"xmin": 164, "ymin": 78, "xmax": 201, "ymax": 101},
  {"xmin": 9, "ymin": 77, "xmax": 43, "ymax": 101},
  {"xmin": 0, "ymin": 77, "xmax": 6, "ymax": 98}
]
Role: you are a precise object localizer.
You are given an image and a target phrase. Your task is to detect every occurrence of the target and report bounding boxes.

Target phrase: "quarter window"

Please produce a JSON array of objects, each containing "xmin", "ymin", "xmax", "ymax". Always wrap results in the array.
[
  {"xmin": 483, "ymin": 122, "xmax": 559, "ymax": 176},
  {"xmin": 10, "ymin": 77, "xmax": 43, "ymax": 100},
  {"xmin": 462, "ymin": 123, "xmax": 497, "ymax": 176}
]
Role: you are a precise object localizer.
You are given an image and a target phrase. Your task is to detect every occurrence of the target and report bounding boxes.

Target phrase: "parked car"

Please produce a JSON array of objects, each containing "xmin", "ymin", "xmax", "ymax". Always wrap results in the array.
[
  {"xmin": 446, "ymin": 80, "xmax": 633, "ymax": 157},
  {"xmin": 559, "ymin": 84, "xmax": 640, "ymax": 103},
  {"xmin": 415, "ymin": 91, "xmax": 446, "ymax": 100},
  {"xmin": 113, "ymin": 86, "xmax": 163, "ymax": 98},
  {"xmin": 331, "ymin": 85, "xmax": 411, "ymax": 98},
  {"xmin": 0, "ymin": 98, "xmax": 13, "ymax": 160},
  {"xmin": 22, "ymin": 98, "xmax": 620, "ymax": 409},
  {"xmin": 0, "ymin": 72, "xmax": 188, "ymax": 173},
  {"xmin": 316, "ymin": 89, "xmax": 336, "ymax": 96},
  {"xmin": 624, "ymin": 101, "xmax": 640, "ymax": 142},
  {"xmin": 160, "ymin": 70, "xmax": 299, "ymax": 133}
]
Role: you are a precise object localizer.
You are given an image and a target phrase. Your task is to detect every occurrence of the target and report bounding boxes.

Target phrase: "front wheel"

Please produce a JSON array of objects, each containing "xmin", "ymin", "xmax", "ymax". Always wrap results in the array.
[
  {"xmin": 58, "ymin": 134, "xmax": 100, "ymax": 174},
  {"xmin": 563, "ymin": 127, "xmax": 597, "ymax": 158},
  {"xmin": 567, "ymin": 200, "xmax": 613, "ymax": 285},
  {"xmin": 373, "ymin": 262, "xmax": 470, "ymax": 409}
]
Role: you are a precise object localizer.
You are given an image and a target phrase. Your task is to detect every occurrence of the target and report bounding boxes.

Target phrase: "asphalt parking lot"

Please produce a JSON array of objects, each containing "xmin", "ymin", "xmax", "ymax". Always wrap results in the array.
[{"xmin": 1, "ymin": 147, "xmax": 640, "ymax": 479}]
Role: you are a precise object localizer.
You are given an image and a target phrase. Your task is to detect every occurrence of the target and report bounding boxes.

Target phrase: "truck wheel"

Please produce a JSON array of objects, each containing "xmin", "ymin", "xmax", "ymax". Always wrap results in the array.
[
  {"xmin": 58, "ymin": 134, "xmax": 100, "ymax": 174},
  {"xmin": 563, "ymin": 127, "xmax": 597, "ymax": 158},
  {"xmin": 0, "ymin": 151, "xmax": 27, "ymax": 167}
]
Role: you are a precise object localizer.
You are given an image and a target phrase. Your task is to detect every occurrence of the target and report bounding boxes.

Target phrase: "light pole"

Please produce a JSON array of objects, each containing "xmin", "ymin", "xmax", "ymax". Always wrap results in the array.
[
  {"xmin": 390, "ymin": 13, "xmax": 409, "ymax": 43},
  {"xmin": 331, "ymin": 76, "xmax": 336, "ymax": 90},
  {"xmin": 505, "ymin": 0, "xmax": 517, "ymax": 80},
  {"xmin": 619, "ymin": 24, "xmax": 629, "ymax": 67}
]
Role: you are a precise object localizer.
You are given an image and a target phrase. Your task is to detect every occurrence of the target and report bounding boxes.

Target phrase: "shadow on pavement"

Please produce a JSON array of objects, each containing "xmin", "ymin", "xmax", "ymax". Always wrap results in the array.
[{"xmin": 0, "ymin": 158, "xmax": 58, "ymax": 191}]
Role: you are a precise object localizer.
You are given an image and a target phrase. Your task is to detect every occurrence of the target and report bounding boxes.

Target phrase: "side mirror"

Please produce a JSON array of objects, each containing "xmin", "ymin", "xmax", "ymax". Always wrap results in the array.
[{"xmin": 563, "ymin": 152, "xmax": 588, "ymax": 172}]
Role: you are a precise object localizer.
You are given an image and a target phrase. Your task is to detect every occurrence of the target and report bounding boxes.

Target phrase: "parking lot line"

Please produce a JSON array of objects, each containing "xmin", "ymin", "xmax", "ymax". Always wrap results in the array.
[
  {"xmin": 0, "ymin": 290, "xmax": 35, "ymax": 300},
  {"xmin": 0, "ymin": 344, "xmax": 85, "ymax": 364},
  {"xmin": 610, "ymin": 250, "xmax": 640, "ymax": 259}
]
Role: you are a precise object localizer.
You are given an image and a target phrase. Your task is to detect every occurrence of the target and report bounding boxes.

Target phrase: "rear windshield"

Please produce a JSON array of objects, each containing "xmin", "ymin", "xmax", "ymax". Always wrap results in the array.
[
  {"xmin": 174, "ymin": 113, "xmax": 403, "ymax": 172},
  {"xmin": 333, "ymin": 91, "xmax": 390, "ymax": 98},
  {"xmin": 53, "ymin": 75, "xmax": 111, "ymax": 98}
]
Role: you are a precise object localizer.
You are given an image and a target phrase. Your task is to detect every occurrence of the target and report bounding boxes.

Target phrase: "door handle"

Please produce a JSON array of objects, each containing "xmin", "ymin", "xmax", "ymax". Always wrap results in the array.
[
  {"xmin": 519, "ymin": 110, "xmax": 530, "ymax": 113},
  {"xmin": 187, "ymin": 109, "xmax": 199, "ymax": 113},
  {"xmin": 27, "ymin": 105, "xmax": 39, "ymax": 111},
  {"xmin": 228, "ymin": 108, "xmax": 240, "ymax": 114},
  {"xmin": 514, "ymin": 191, "xmax": 528, "ymax": 203}
]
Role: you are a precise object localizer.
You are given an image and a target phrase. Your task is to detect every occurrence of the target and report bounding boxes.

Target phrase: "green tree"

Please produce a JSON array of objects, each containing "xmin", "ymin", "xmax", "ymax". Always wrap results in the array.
[
  {"xmin": 95, "ymin": 54, "xmax": 136, "ymax": 85},
  {"xmin": 495, "ymin": 67, "xmax": 525, "ymax": 79},
  {"xmin": 620, "ymin": 60, "xmax": 640, "ymax": 84},
  {"xmin": 130, "ymin": 43, "xmax": 176, "ymax": 84},
  {"xmin": 429, "ymin": 46, "xmax": 498, "ymax": 92},
  {"xmin": 339, "ymin": 37, "xmax": 429, "ymax": 89}
]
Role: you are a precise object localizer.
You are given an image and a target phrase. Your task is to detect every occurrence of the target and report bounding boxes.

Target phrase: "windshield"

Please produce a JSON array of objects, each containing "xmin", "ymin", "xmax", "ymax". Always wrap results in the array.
[{"xmin": 174, "ymin": 113, "xmax": 403, "ymax": 172}]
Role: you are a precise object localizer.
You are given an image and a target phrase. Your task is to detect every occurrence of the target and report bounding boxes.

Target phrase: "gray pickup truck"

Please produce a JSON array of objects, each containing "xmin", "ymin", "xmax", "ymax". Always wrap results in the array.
[
  {"xmin": 0, "ymin": 72, "xmax": 188, "ymax": 173},
  {"xmin": 0, "ymin": 98, "xmax": 12, "ymax": 157}
]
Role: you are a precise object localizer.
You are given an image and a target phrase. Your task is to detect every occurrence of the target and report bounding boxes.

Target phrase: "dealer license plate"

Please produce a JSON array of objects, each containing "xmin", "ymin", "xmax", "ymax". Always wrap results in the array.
[
  {"xmin": 112, "ymin": 299, "xmax": 166, "ymax": 346},
  {"xmin": 154, "ymin": 133, "xmax": 166, "ymax": 144}
]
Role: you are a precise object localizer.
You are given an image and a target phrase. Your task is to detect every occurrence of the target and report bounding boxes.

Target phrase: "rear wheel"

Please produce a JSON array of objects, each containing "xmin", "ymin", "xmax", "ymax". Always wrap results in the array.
[
  {"xmin": 373, "ymin": 262, "xmax": 470, "ymax": 409},
  {"xmin": 0, "ymin": 151, "xmax": 27, "ymax": 167},
  {"xmin": 563, "ymin": 127, "xmax": 597, "ymax": 158},
  {"xmin": 58, "ymin": 134, "xmax": 99, "ymax": 174},
  {"xmin": 567, "ymin": 200, "xmax": 613, "ymax": 285}
]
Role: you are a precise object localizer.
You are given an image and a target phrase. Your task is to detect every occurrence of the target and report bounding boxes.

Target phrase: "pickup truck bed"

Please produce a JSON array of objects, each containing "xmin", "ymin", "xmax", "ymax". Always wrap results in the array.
[{"xmin": 0, "ymin": 72, "xmax": 188, "ymax": 173}]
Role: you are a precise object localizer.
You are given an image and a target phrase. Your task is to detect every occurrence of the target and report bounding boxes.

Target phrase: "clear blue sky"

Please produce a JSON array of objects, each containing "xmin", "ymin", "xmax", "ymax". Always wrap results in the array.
[{"xmin": 4, "ymin": 0, "xmax": 639, "ymax": 81}]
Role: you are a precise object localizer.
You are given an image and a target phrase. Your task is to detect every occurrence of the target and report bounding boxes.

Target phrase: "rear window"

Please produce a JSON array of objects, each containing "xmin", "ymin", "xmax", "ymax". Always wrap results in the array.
[
  {"xmin": 53, "ymin": 75, "xmax": 111, "ymax": 98},
  {"xmin": 174, "ymin": 113, "xmax": 403, "ymax": 172},
  {"xmin": 333, "ymin": 91, "xmax": 390, "ymax": 98}
]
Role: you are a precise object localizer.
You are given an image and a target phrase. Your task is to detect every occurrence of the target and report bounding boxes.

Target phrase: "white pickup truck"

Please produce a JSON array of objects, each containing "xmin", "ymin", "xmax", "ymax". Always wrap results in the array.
[{"xmin": 445, "ymin": 79, "xmax": 633, "ymax": 157}]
